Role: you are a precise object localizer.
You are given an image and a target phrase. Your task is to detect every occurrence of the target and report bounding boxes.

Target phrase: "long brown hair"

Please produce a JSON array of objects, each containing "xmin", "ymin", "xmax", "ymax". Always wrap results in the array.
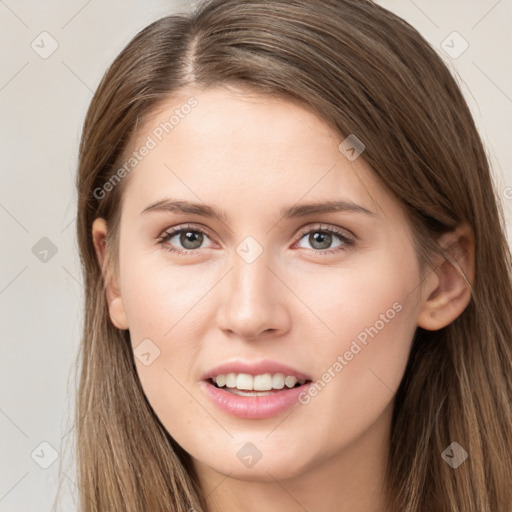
[{"xmin": 65, "ymin": 0, "xmax": 512, "ymax": 510}]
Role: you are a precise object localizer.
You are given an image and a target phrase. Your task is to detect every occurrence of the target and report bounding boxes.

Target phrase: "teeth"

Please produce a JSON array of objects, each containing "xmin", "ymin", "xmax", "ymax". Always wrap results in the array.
[
  {"xmin": 215, "ymin": 374, "xmax": 226, "ymax": 387},
  {"xmin": 254, "ymin": 373, "xmax": 273, "ymax": 390},
  {"xmin": 236, "ymin": 373, "xmax": 253, "ymax": 390},
  {"xmin": 211, "ymin": 372, "xmax": 306, "ymax": 391},
  {"xmin": 273, "ymin": 373, "xmax": 285, "ymax": 390},
  {"xmin": 225, "ymin": 373, "xmax": 237, "ymax": 388},
  {"xmin": 284, "ymin": 375, "xmax": 297, "ymax": 388}
]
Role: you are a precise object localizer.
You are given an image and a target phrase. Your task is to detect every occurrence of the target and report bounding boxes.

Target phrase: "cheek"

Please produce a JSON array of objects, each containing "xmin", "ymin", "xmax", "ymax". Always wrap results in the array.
[
  {"xmin": 293, "ymin": 248, "xmax": 419, "ymax": 442},
  {"xmin": 118, "ymin": 254, "xmax": 211, "ymax": 443},
  {"xmin": 119, "ymin": 247, "xmax": 216, "ymax": 341},
  {"xmin": 289, "ymin": 243, "xmax": 418, "ymax": 349},
  {"xmin": 116, "ymin": 249, "xmax": 208, "ymax": 403},
  {"xmin": 297, "ymin": 248, "xmax": 419, "ymax": 388}
]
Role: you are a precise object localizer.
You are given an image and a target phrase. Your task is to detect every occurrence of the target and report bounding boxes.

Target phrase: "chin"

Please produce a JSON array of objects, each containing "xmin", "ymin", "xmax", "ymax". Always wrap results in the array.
[{"xmin": 197, "ymin": 450, "xmax": 314, "ymax": 482}]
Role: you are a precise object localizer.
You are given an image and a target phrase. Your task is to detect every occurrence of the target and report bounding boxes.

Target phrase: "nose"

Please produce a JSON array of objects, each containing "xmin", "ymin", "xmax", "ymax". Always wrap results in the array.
[{"xmin": 216, "ymin": 248, "xmax": 291, "ymax": 340}]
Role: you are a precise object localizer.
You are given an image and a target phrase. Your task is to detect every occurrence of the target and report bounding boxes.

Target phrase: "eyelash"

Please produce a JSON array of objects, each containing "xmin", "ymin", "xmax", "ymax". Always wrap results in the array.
[{"xmin": 157, "ymin": 223, "xmax": 356, "ymax": 256}]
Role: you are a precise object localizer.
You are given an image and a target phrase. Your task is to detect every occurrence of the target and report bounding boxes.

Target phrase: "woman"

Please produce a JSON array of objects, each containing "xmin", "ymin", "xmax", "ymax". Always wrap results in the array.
[{"xmin": 71, "ymin": 0, "xmax": 512, "ymax": 510}]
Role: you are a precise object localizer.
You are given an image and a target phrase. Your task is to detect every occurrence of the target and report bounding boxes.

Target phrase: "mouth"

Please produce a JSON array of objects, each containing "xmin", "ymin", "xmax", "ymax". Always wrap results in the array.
[
  {"xmin": 200, "ymin": 361, "xmax": 314, "ymax": 418},
  {"xmin": 201, "ymin": 371, "xmax": 313, "ymax": 419},
  {"xmin": 207, "ymin": 373, "xmax": 312, "ymax": 397}
]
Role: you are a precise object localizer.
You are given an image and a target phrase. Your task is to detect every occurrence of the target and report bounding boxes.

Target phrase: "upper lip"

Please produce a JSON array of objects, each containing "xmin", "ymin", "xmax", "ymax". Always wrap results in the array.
[{"xmin": 201, "ymin": 359, "xmax": 312, "ymax": 381}]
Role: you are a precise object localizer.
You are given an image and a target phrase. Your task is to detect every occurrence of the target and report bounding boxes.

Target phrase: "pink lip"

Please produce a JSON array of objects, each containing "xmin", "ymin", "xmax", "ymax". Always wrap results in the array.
[
  {"xmin": 200, "ymin": 380, "xmax": 313, "ymax": 419},
  {"xmin": 199, "ymin": 359, "xmax": 313, "ymax": 420},
  {"xmin": 200, "ymin": 359, "xmax": 312, "ymax": 381}
]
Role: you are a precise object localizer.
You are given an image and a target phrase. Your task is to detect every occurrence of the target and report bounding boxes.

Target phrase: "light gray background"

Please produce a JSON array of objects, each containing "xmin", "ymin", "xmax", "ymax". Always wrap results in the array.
[{"xmin": 0, "ymin": 1, "xmax": 510, "ymax": 511}]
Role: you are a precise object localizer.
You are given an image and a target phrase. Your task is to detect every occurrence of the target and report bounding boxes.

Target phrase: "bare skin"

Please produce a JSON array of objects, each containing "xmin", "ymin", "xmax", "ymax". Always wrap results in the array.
[{"xmin": 92, "ymin": 85, "xmax": 474, "ymax": 512}]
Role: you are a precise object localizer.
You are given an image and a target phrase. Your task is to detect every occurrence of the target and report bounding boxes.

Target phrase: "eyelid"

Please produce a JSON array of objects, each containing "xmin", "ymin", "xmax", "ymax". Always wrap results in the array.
[
  {"xmin": 294, "ymin": 222, "xmax": 355, "ymax": 242},
  {"xmin": 157, "ymin": 223, "xmax": 214, "ymax": 246},
  {"xmin": 158, "ymin": 222, "xmax": 356, "ymax": 255}
]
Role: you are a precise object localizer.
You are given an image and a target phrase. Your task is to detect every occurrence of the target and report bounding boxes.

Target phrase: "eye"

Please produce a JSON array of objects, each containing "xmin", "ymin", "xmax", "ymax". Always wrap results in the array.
[
  {"xmin": 294, "ymin": 224, "xmax": 355, "ymax": 254},
  {"xmin": 157, "ymin": 223, "xmax": 356, "ymax": 256},
  {"xmin": 157, "ymin": 224, "xmax": 213, "ymax": 255}
]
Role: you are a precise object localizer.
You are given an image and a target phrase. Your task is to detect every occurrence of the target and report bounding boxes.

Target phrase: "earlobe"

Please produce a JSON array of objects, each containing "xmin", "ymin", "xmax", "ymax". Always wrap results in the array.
[
  {"xmin": 107, "ymin": 296, "xmax": 129, "ymax": 330},
  {"xmin": 91, "ymin": 218, "xmax": 129, "ymax": 330},
  {"xmin": 417, "ymin": 223, "xmax": 475, "ymax": 331}
]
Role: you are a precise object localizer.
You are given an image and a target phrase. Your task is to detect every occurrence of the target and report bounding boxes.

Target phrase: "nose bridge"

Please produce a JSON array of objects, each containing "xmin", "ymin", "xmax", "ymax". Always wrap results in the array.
[
  {"xmin": 232, "ymin": 247, "xmax": 271, "ymax": 302},
  {"xmin": 216, "ymin": 241, "xmax": 289, "ymax": 338}
]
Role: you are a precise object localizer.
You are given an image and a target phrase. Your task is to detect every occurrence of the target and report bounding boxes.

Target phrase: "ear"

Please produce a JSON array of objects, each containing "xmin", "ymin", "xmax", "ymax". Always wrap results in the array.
[
  {"xmin": 416, "ymin": 223, "xmax": 475, "ymax": 331},
  {"xmin": 91, "ymin": 218, "xmax": 129, "ymax": 330}
]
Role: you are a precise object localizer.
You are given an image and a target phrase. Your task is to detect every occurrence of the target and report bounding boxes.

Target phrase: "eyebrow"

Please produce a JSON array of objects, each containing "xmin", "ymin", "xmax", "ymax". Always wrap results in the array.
[{"xmin": 140, "ymin": 198, "xmax": 376, "ymax": 220}]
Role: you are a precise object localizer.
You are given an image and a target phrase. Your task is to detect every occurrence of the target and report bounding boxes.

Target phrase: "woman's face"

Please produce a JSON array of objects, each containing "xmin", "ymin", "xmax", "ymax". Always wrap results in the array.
[{"xmin": 95, "ymin": 86, "xmax": 428, "ymax": 482}]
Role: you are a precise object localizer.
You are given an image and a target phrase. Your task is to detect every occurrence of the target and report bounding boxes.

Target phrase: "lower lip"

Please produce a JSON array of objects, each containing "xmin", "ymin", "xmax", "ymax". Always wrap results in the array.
[{"xmin": 200, "ymin": 380, "xmax": 312, "ymax": 419}]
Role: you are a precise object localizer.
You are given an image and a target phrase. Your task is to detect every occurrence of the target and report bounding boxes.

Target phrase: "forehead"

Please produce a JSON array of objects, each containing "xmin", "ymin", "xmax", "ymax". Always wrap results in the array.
[{"xmin": 120, "ymin": 86, "xmax": 400, "ymax": 222}]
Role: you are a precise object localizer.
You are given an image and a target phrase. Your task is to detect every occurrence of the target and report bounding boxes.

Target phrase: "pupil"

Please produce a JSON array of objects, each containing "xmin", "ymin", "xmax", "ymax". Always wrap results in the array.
[
  {"xmin": 181, "ymin": 231, "xmax": 202, "ymax": 249},
  {"xmin": 311, "ymin": 231, "xmax": 331, "ymax": 250}
]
